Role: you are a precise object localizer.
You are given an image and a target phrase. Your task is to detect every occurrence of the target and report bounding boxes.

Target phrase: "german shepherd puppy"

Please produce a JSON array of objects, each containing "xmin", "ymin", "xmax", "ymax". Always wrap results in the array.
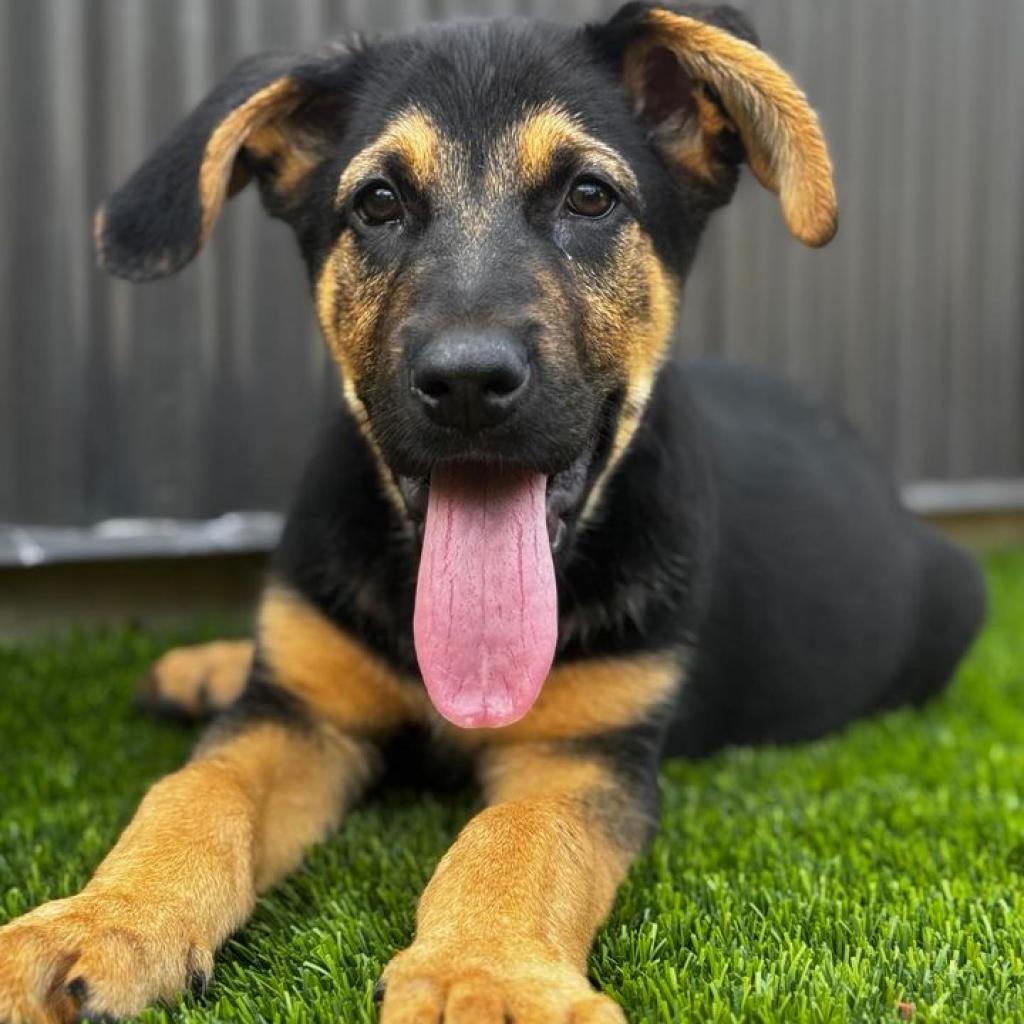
[{"xmin": 0, "ymin": 4, "xmax": 985, "ymax": 1021}]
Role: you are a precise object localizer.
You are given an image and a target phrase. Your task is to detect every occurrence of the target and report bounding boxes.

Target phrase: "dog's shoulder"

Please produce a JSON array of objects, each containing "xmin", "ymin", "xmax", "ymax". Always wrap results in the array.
[
  {"xmin": 271, "ymin": 404, "xmax": 421, "ymax": 670},
  {"xmin": 557, "ymin": 359, "xmax": 717, "ymax": 660}
]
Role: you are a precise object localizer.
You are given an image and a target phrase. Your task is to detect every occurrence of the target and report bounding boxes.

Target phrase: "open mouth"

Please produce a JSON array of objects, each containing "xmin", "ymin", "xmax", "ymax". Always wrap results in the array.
[
  {"xmin": 398, "ymin": 452, "xmax": 595, "ymax": 732},
  {"xmin": 392, "ymin": 393, "xmax": 620, "ymax": 732},
  {"xmin": 395, "ymin": 446, "xmax": 594, "ymax": 555},
  {"xmin": 409, "ymin": 463, "xmax": 556, "ymax": 731},
  {"xmin": 394, "ymin": 387, "xmax": 621, "ymax": 553}
]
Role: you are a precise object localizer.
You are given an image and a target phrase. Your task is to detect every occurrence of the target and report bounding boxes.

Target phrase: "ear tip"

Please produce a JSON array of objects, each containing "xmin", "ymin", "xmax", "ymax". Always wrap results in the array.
[
  {"xmin": 607, "ymin": 1, "xmax": 650, "ymax": 24},
  {"xmin": 795, "ymin": 207, "xmax": 839, "ymax": 248},
  {"xmin": 93, "ymin": 197, "xmax": 195, "ymax": 282},
  {"xmin": 93, "ymin": 203, "xmax": 109, "ymax": 266},
  {"xmin": 783, "ymin": 175, "xmax": 839, "ymax": 248},
  {"xmin": 815, "ymin": 212, "xmax": 839, "ymax": 247}
]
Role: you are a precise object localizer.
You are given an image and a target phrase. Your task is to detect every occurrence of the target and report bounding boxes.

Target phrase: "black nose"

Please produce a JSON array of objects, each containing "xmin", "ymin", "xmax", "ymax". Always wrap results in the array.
[{"xmin": 411, "ymin": 330, "xmax": 530, "ymax": 433}]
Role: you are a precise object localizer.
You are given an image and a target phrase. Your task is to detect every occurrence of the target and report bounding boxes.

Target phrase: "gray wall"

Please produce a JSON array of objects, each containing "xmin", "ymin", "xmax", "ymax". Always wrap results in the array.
[{"xmin": 1, "ymin": 0, "xmax": 1022, "ymax": 527}]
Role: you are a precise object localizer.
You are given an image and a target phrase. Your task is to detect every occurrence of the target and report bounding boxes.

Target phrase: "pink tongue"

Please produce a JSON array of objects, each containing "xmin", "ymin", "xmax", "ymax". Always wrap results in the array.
[{"xmin": 414, "ymin": 464, "xmax": 558, "ymax": 729}]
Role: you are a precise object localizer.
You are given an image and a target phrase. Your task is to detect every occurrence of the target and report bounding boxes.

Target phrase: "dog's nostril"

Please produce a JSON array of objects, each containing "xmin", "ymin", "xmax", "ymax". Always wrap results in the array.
[
  {"xmin": 483, "ymin": 365, "xmax": 526, "ymax": 398},
  {"xmin": 416, "ymin": 376, "xmax": 450, "ymax": 401}
]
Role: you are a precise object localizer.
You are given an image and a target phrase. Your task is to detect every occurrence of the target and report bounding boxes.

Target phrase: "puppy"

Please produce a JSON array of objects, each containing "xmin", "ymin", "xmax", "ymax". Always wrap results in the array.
[{"xmin": 0, "ymin": 4, "xmax": 984, "ymax": 1022}]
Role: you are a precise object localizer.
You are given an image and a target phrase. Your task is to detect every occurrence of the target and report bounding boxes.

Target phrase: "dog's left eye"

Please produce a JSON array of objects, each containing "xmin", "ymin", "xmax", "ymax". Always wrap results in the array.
[
  {"xmin": 565, "ymin": 177, "xmax": 617, "ymax": 219},
  {"xmin": 355, "ymin": 182, "xmax": 403, "ymax": 225}
]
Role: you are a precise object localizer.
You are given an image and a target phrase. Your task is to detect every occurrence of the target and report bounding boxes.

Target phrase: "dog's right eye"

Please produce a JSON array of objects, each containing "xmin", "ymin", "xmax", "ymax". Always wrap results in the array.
[{"xmin": 355, "ymin": 182, "xmax": 403, "ymax": 225}]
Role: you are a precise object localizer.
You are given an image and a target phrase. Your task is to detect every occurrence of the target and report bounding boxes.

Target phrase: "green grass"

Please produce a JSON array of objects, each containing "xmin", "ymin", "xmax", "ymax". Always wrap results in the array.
[{"xmin": 2, "ymin": 551, "xmax": 1024, "ymax": 1023}]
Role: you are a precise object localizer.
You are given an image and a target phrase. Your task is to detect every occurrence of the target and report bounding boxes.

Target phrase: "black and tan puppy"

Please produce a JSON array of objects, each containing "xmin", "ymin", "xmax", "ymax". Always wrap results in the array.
[{"xmin": 0, "ymin": 4, "xmax": 985, "ymax": 1022}]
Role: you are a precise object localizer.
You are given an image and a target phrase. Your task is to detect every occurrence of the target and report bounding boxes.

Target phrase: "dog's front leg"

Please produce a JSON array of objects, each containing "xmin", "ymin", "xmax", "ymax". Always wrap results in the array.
[
  {"xmin": 0, "ymin": 690, "xmax": 377, "ymax": 1021},
  {"xmin": 0, "ymin": 586, "xmax": 426, "ymax": 1023},
  {"xmin": 380, "ymin": 740, "xmax": 656, "ymax": 1023},
  {"xmin": 0, "ymin": 585, "xmax": 415, "ymax": 1024}
]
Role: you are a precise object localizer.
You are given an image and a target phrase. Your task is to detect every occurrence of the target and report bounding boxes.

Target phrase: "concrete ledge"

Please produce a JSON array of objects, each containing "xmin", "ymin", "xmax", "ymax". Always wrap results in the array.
[
  {"xmin": 904, "ymin": 479, "xmax": 1024, "ymax": 551},
  {"xmin": 0, "ymin": 513, "xmax": 282, "ymax": 568},
  {"xmin": 903, "ymin": 479, "xmax": 1024, "ymax": 516}
]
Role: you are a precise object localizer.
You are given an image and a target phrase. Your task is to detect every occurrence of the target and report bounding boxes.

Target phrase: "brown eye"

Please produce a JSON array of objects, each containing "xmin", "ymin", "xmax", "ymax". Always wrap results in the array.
[
  {"xmin": 355, "ymin": 182, "xmax": 403, "ymax": 225},
  {"xmin": 565, "ymin": 177, "xmax": 616, "ymax": 218}
]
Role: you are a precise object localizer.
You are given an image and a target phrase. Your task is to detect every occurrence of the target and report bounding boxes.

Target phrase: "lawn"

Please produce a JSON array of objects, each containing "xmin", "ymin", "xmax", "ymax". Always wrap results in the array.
[{"xmin": 2, "ymin": 550, "xmax": 1024, "ymax": 1023}]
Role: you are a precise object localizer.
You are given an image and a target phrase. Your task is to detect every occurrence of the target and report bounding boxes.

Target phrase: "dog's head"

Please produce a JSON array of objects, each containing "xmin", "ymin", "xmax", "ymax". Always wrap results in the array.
[{"xmin": 97, "ymin": 2, "xmax": 836, "ymax": 728}]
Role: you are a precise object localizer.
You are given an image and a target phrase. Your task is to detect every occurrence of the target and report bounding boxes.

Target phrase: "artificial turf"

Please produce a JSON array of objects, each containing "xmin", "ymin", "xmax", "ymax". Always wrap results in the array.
[{"xmin": 2, "ymin": 550, "xmax": 1023, "ymax": 1023}]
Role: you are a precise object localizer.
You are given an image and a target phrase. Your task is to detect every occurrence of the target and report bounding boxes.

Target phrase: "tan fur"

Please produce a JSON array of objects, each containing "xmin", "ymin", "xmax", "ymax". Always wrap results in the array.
[
  {"xmin": 258, "ymin": 585, "xmax": 428, "ymax": 735},
  {"xmin": 513, "ymin": 102, "xmax": 639, "ymax": 195},
  {"xmin": 197, "ymin": 77, "xmax": 307, "ymax": 245},
  {"xmin": 575, "ymin": 223, "xmax": 679, "ymax": 519},
  {"xmin": 0, "ymin": 723, "xmax": 372, "ymax": 1022},
  {"xmin": 653, "ymin": 83, "xmax": 736, "ymax": 185},
  {"xmin": 314, "ymin": 233, "xmax": 410, "ymax": 516},
  {"xmin": 242, "ymin": 119, "xmax": 324, "ymax": 201},
  {"xmin": 478, "ymin": 746, "xmax": 610, "ymax": 804},
  {"xmin": 624, "ymin": 11, "xmax": 838, "ymax": 247},
  {"xmin": 380, "ymin": 745, "xmax": 634, "ymax": 1022},
  {"xmin": 450, "ymin": 653, "xmax": 680, "ymax": 749},
  {"xmin": 91, "ymin": 207, "xmax": 107, "ymax": 267},
  {"xmin": 192, "ymin": 724, "xmax": 372, "ymax": 890},
  {"xmin": 140, "ymin": 640, "xmax": 253, "ymax": 717},
  {"xmin": 335, "ymin": 107, "xmax": 443, "ymax": 207},
  {"xmin": 316, "ymin": 232, "xmax": 402, "ymax": 383}
]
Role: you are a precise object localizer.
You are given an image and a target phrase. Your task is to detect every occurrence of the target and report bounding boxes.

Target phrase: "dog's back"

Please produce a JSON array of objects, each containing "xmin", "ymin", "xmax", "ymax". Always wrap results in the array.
[{"xmin": 652, "ymin": 359, "xmax": 986, "ymax": 755}]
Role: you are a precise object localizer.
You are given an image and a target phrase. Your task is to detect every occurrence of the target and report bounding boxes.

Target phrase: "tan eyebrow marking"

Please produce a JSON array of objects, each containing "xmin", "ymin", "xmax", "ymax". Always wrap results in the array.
[
  {"xmin": 335, "ymin": 107, "xmax": 442, "ymax": 207},
  {"xmin": 200, "ymin": 77, "xmax": 307, "ymax": 243},
  {"xmin": 512, "ymin": 102, "xmax": 639, "ymax": 195}
]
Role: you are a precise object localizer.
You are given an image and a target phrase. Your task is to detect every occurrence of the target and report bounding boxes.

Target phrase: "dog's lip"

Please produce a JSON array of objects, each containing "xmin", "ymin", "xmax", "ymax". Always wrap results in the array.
[
  {"xmin": 395, "ymin": 450, "xmax": 593, "ymax": 555},
  {"xmin": 393, "ymin": 389, "xmax": 624, "ymax": 554}
]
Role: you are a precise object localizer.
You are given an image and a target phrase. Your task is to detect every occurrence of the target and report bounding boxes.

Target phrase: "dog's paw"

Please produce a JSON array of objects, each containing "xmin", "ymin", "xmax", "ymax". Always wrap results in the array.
[
  {"xmin": 378, "ymin": 943, "xmax": 626, "ymax": 1023},
  {"xmin": 0, "ymin": 894, "xmax": 211, "ymax": 1023},
  {"xmin": 136, "ymin": 640, "xmax": 252, "ymax": 721}
]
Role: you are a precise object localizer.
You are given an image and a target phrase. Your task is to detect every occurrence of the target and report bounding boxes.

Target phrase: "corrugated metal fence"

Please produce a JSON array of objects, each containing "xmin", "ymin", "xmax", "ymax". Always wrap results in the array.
[{"xmin": 1, "ymin": 0, "xmax": 1022, "ymax": 528}]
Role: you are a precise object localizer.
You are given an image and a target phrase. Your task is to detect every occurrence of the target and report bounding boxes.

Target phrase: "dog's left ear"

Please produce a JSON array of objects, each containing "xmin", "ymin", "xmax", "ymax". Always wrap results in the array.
[{"xmin": 591, "ymin": 2, "xmax": 838, "ymax": 246}]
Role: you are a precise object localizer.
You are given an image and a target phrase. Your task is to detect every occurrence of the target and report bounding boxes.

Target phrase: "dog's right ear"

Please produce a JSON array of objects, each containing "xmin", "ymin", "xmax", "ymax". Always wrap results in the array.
[{"xmin": 95, "ymin": 50, "xmax": 354, "ymax": 282}]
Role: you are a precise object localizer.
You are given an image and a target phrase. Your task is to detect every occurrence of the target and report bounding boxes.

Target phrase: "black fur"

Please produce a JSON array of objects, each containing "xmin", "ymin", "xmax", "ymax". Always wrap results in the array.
[
  {"xmin": 574, "ymin": 720, "xmax": 667, "ymax": 849},
  {"xmin": 208, "ymin": 662, "xmax": 313, "ymax": 740}
]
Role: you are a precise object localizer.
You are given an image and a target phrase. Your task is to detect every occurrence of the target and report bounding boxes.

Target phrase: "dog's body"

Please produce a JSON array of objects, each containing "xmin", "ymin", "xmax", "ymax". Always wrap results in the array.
[
  {"xmin": 267, "ymin": 356, "xmax": 982, "ymax": 766},
  {"xmin": 0, "ymin": 6, "xmax": 984, "ymax": 1023}
]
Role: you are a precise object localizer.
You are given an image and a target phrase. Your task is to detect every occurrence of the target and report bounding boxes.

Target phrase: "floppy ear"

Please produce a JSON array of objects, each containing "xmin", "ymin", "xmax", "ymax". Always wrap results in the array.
[
  {"xmin": 592, "ymin": 2, "xmax": 838, "ymax": 247},
  {"xmin": 95, "ymin": 50, "xmax": 351, "ymax": 282}
]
